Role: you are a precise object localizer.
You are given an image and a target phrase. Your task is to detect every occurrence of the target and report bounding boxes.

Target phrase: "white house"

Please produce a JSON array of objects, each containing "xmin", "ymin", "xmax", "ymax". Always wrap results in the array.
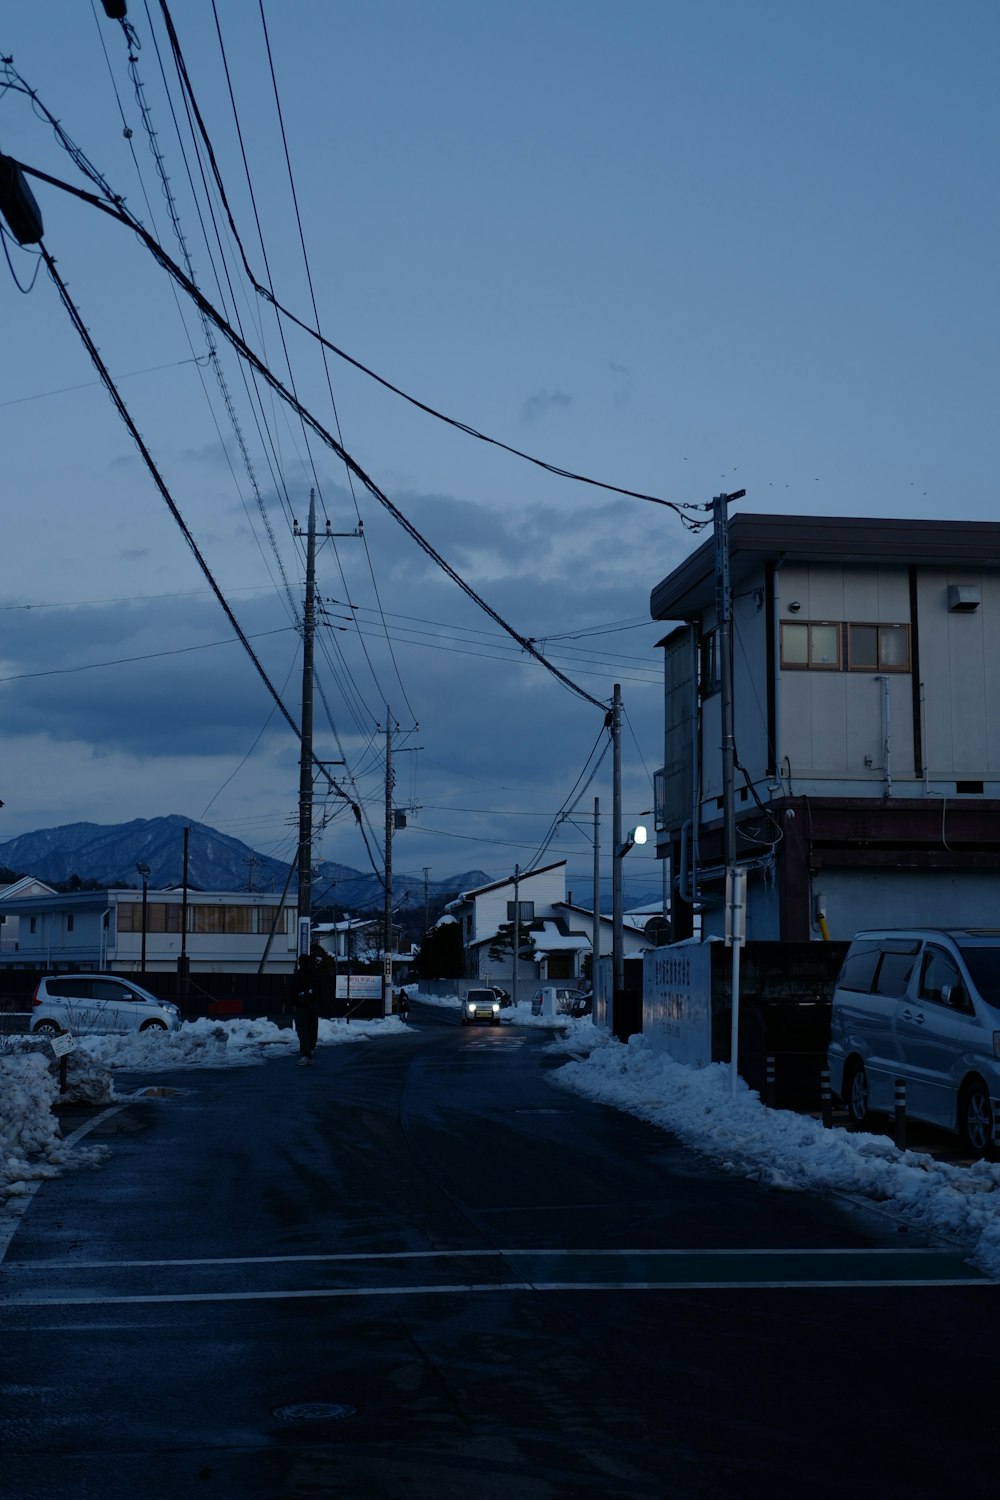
[{"xmin": 0, "ymin": 876, "xmax": 56, "ymax": 954}]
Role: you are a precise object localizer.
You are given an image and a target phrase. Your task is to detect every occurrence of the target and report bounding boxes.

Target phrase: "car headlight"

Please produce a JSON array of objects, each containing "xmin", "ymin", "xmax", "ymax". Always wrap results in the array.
[
  {"xmin": 492, "ymin": 1003, "xmax": 500, "ymax": 1013},
  {"xmin": 467, "ymin": 1003, "xmax": 476, "ymax": 1013}
]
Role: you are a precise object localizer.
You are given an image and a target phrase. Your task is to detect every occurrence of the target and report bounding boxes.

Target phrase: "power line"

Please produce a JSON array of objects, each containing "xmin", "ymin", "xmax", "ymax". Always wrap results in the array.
[
  {"xmin": 18, "ymin": 155, "xmax": 609, "ymax": 712},
  {"xmin": 147, "ymin": 4, "xmax": 713, "ymax": 531}
]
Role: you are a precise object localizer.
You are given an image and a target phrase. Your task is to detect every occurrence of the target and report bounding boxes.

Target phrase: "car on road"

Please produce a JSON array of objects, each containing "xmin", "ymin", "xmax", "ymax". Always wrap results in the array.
[
  {"xmin": 462, "ymin": 988, "xmax": 502, "ymax": 1025},
  {"xmin": 828, "ymin": 927, "xmax": 1000, "ymax": 1155},
  {"xmin": 31, "ymin": 974, "xmax": 182, "ymax": 1037}
]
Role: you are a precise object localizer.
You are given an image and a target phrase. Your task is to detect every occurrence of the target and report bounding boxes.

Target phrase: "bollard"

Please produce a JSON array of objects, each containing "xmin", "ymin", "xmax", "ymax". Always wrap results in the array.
[
  {"xmin": 765, "ymin": 1055, "xmax": 777, "ymax": 1109},
  {"xmin": 820, "ymin": 1066, "xmax": 832, "ymax": 1128},
  {"xmin": 893, "ymin": 1078, "xmax": 907, "ymax": 1150},
  {"xmin": 59, "ymin": 1054, "xmax": 68, "ymax": 1095}
]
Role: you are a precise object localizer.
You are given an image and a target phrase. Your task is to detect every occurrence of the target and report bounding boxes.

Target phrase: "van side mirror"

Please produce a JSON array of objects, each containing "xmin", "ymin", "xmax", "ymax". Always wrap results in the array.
[{"xmin": 941, "ymin": 982, "xmax": 967, "ymax": 1010}]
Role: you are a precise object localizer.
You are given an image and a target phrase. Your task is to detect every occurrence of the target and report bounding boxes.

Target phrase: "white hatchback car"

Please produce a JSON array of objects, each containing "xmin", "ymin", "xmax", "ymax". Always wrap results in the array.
[{"xmin": 32, "ymin": 974, "xmax": 182, "ymax": 1036}]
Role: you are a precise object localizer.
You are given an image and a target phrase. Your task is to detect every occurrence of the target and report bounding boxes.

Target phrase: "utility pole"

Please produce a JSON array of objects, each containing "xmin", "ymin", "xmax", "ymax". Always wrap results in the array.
[
  {"xmin": 423, "ymin": 867, "xmax": 430, "ymax": 937},
  {"xmin": 178, "ymin": 824, "xmax": 190, "ymax": 1004},
  {"xmin": 512, "ymin": 863, "xmax": 520, "ymax": 1009},
  {"xmin": 611, "ymin": 683, "xmax": 623, "ymax": 1037},
  {"xmin": 713, "ymin": 489, "xmax": 747, "ymax": 1092},
  {"xmin": 295, "ymin": 491, "xmax": 318, "ymax": 956},
  {"xmin": 383, "ymin": 710, "xmax": 394, "ymax": 1017},
  {"xmin": 592, "ymin": 797, "xmax": 600, "ymax": 998}
]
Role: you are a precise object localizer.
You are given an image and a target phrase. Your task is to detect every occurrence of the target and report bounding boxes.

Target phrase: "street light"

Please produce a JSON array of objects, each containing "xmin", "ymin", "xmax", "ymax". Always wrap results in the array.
[
  {"xmin": 136, "ymin": 863, "xmax": 151, "ymax": 976},
  {"xmin": 612, "ymin": 823, "xmax": 647, "ymax": 1038}
]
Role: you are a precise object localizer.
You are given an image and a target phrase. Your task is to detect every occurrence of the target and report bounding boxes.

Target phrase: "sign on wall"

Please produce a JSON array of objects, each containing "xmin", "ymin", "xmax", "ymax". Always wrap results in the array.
[{"xmin": 643, "ymin": 942, "xmax": 713, "ymax": 1069}]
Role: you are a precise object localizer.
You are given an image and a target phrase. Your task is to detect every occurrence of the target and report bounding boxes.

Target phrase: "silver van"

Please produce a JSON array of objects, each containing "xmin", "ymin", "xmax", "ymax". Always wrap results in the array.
[{"xmin": 828, "ymin": 928, "xmax": 1000, "ymax": 1154}]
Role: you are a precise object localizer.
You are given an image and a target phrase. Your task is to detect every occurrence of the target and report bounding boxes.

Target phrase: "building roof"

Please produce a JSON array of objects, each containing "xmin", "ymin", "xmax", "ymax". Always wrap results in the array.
[
  {"xmin": 650, "ymin": 512, "xmax": 1000, "ymax": 622},
  {"xmin": 0, "ymin": 876, "xmax": 56, "ymax": 900},
  {"xmin": 447, "ymin": 860, "xmax": 567, "ymax": 906}
]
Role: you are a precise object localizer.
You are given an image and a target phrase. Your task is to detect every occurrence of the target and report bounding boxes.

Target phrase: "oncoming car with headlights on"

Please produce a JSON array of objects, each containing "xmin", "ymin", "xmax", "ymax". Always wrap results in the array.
[{"xmin": 461, "ymin": 988, "xmax": 502, "ymax": 1026}]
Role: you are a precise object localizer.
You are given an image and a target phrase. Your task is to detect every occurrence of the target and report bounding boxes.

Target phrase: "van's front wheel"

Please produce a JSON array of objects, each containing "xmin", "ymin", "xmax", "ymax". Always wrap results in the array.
[
  {"xmin": 959, "ymin": 1078, "xmax": 993, "ymax": 1158},
  {"xmin": 846, "ymin": 1060, "xmax": 873, "ymax": 1129}
]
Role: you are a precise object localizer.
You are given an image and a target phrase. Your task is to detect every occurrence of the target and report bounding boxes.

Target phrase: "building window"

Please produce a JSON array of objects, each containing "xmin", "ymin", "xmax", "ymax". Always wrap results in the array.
[
  {"xmin": 67, "ymin": 914, "xmax": 74, "ymax": 933},
  {"xmin": 506, "ymin": 900, "xmax": 535, "ymax": 921},
  {"xmin": 848, "ymin": 623, "xmax": 910, "ymax": 672},
  {"xmin": 29, "ymin": 917, "xmax": 37, "ymax": 933},
  {"xmin": 781, "ymin": 620, "xmax": 911, "ymax": 673},
  {"xmin": 780, "ymin": 621, "xmax": 841, "ymax": 670},
  {"xmin": 699, "ymin": 629, "xmax": 721, "ymax": 696}
]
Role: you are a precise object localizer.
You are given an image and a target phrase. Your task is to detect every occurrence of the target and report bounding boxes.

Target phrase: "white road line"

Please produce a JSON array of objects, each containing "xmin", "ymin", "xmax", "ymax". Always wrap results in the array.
[
  {"xmin": 2, "ymin": 1277, "xmax": 993, "ymax": 1308},
  {"xmin": 0, "ymin": 1104, "xmax": 126, "ymax": 1264},
  {"xmin": 6, "ymin": 1245, "xmax": 972, "ymax": 1270}
]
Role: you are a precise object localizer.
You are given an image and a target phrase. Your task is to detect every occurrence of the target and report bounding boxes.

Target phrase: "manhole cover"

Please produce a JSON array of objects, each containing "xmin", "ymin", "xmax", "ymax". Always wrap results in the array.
[{"xmin": 273, "ymin": 1402, "xmax": 357, "ymax": 1422}]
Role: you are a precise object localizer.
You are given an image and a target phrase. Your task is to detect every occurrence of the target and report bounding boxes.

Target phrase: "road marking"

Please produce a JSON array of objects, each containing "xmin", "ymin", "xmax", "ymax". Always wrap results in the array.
[
  {"xmin": 7, "ymin": 1244, "xmax": 983, "ymax": 1269},
  {"xmin": 2, "ymin": 1275, "xmax": 993, "ymax": 1308},
  {"xmin": 0, "ymin": 1103, "xmax": 126, "ymax": 1263},
  {"xmin": 2, "ymin": 1245, "xmax": 990, "ymax": 1307}
]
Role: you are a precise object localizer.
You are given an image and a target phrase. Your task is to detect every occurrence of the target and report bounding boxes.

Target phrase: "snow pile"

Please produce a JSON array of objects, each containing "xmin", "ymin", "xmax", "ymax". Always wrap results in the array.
[
  {"xmin": 0, "ymin": 1049, "xmax": 107, "ymax": 1201},
  {"xmin": 553, "ymin": 1031, "xmax": 1000, "ymax": 1278},
  {"xmin": 64, "ymin": 1014, "xmax": 409, "ymax": 1073}
]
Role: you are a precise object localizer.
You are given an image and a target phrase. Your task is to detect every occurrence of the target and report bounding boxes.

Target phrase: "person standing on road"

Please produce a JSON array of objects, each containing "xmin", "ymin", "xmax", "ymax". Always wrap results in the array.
[{"xmin": 290, "ymin": 953, "xmax": 320, "ymax": 1065}]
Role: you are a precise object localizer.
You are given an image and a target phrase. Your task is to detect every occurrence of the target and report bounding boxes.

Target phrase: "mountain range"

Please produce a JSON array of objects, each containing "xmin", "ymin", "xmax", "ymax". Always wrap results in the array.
[{"xmin": 0, "ymin": 815, "xmax": 490, "ymax": 913}]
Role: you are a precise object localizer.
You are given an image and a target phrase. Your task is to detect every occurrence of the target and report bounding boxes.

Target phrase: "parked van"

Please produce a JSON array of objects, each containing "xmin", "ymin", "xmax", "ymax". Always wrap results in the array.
[{"xmin": 828, "ymin": 928, "xmax": 1000, "ymax": 1154}]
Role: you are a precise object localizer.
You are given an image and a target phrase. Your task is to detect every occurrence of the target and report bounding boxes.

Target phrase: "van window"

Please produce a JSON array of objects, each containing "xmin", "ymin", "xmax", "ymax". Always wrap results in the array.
[
  {"xmin": 873, "ymin": 950, "xmax": 917, "ymax": 998},
  {"xmin": 958, "ymin": 945, "xmax": 1000, "ymax": 1008},
  {"xmin": 836, "ymin": 944, "xmax": 881, "ymax": 994},
  {"xmin": 918, "ymin": 948, "xmax": 962, "ymax": 1007}
]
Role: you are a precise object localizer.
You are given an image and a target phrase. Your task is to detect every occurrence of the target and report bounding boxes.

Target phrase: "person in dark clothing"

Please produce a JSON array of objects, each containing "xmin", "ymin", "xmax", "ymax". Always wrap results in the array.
[{"xmin": 290, "ymin": 954, "xmax": 320, "ymax": 1065}]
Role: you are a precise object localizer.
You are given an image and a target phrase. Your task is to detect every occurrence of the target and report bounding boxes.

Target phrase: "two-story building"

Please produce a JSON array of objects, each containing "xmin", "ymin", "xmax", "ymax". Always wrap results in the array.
[
  {"xmin": 0, "ymin": 885, "xmax": 299, "ymax": 976},
  {"xmin": 651, "ymin": 512, "xmax": 1000, "ymax": 942},
  {"xmin": 0, "ymin": 876, "xmax": 56, "ymax": 954}
]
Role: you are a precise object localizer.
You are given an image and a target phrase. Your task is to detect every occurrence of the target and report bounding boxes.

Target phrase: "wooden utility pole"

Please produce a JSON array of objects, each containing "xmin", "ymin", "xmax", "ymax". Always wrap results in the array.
[
  {"xmin": 295, "ymin": 491, "xmax": 317, "ymax": 954},
  {"xmin": 713, "ymin": 489, "xmax": 747, "ymax": 1091},
  {"xmin": 383, "ymin": 710, "xmax": 394, "ymax": 1016}
]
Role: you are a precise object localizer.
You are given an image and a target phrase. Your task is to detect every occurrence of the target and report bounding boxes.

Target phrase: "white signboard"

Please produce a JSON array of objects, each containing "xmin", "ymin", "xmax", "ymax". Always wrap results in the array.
[
  {"xmin": 50, "ymin": 1034, "xmax": 75, "ymax": 1058},
  {"xmin": 643, "ymin": 942, "xmax": 713, "ymax": 1069},
  {"xmin": 335, "ymin": 975, "xmax": 381, "ymax": 1000}
]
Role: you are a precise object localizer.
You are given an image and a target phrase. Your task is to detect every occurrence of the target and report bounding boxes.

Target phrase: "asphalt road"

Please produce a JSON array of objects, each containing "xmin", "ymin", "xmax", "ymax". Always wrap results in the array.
[{"xmin": 1, "ymin": 1000, "xmax": 996, "ymax": 1499}]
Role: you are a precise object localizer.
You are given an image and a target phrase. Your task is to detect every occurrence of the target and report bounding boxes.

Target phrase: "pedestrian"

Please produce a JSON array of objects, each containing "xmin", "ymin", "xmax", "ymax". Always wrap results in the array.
[
  {"xmin": 398, "ymin": 987, "xmax": 409, "ymax": 1021},
  {"xmin": 290, "ymin": 953, "xmax": 320, "ymax": 1065}
]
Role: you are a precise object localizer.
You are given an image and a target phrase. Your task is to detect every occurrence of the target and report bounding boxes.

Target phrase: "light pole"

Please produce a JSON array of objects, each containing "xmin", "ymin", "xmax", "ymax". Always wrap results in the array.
[
  {"xmin": 612, "ymin": 822, "xmax": 647, "ymax": 1039},
  {"xmin": 136, "ymin": 863, "xmax": 150, "ymax": 976}
]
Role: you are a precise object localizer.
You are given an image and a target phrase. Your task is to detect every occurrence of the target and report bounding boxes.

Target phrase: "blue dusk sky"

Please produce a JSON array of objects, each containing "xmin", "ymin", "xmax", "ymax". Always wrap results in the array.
[{"xmin": 0, "ymin": 1, "xmax": 997, "ymax": 904}]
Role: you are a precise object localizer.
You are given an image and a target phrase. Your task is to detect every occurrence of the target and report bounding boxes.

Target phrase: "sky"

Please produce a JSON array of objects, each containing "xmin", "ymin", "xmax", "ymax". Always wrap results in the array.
[
  {"xmin": 1, "ymin": 1, "xmax": 998, "ymax": 909},
  {"xmin": 5, "ymin": 997, "xmax": 1000, "ymax": 1278}
]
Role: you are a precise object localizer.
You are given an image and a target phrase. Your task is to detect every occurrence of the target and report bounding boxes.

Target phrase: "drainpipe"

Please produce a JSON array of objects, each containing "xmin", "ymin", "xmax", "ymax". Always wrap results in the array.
[
  {"xmin": 689, "ymin": 625, "xmax": 700, "ymax": 907},
  {"xmin": 877, "ymin": 675, "xmax": 892, "ymax": 797},
  {"xmin": 769, "ymin": 558, "xmax": 784, "ymax": 794}
]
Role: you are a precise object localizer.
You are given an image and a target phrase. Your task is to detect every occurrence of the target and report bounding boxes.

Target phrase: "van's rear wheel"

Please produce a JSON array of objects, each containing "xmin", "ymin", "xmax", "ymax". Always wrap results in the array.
[
  {"xmin": 959, "ymin": 1079, "xmax": 993, "ymax": 1158},
  {"xmin": 846, "ymin": 1060, "xmax": 872, "ymax": 1129}
]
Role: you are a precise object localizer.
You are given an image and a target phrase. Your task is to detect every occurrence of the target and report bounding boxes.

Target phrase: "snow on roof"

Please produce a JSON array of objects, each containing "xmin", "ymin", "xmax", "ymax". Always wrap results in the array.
[{"xmin": 532, "ymin": 919, "xmax": 589, "ymax": 954}]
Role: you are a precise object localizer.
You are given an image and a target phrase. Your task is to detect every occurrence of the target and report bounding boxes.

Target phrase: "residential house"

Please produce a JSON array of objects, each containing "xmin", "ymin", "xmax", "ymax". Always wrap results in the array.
[
  {"xmin": 651, "ymin": 512, "xmax": 1000, "ymax": 942},
  {"xmin": 0, "ymin": 876, "xmax": 56, "ymax": 954},
  {"xmin": 446, "ymin": 862, "xmax": 648, "ymax": 988},
  {"xmin": 0, "ymin": 885, "xmax": 299, "ymax": 976}
]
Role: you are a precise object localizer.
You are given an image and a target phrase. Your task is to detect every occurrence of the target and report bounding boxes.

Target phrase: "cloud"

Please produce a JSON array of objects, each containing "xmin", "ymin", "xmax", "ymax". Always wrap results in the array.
[{"xmin": 520, "ymin": 387, "xmax": 573, "ymax": 425}]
